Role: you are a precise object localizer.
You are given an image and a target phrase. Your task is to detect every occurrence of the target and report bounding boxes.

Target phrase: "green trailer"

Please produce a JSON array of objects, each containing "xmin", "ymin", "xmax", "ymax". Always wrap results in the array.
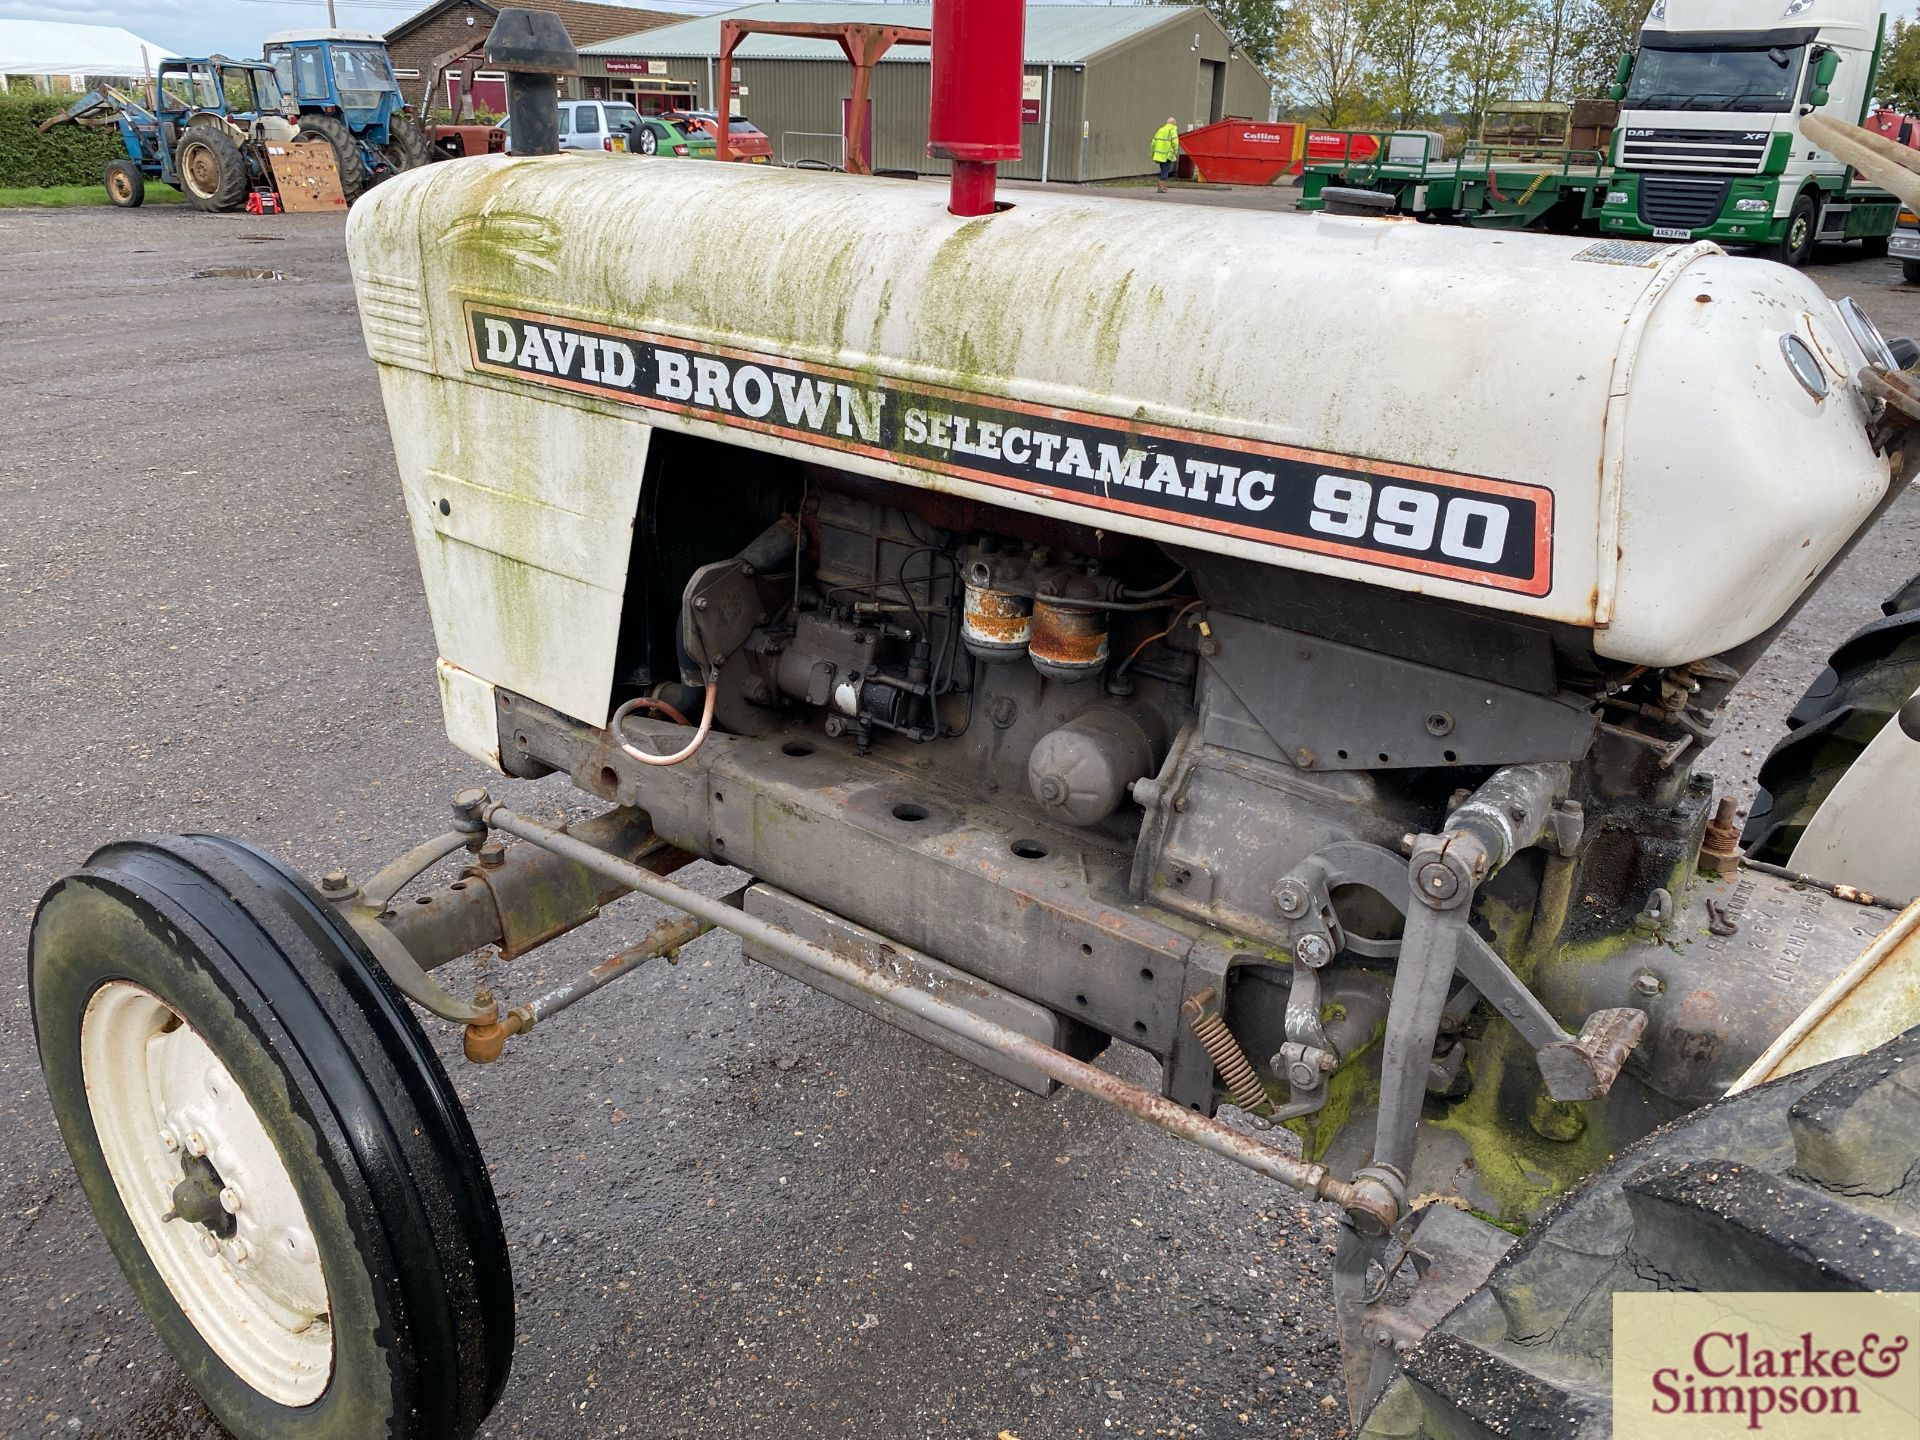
[{"xmin": 1298, "ymin": 131, "xmax": 1613, "ymax": 232}]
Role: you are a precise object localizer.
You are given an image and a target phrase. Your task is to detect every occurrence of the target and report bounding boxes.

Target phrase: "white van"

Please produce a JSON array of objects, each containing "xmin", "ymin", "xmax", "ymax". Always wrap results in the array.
[{"xmin": 502, "ymin": 98, "xmax": 643, "ymax": 153}]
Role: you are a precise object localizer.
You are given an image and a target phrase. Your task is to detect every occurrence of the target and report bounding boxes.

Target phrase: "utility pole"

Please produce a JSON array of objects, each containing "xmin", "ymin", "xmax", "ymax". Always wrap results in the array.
[{"xmin": 327, "ymin": 1, "xmax": 339, "ymax": 26}]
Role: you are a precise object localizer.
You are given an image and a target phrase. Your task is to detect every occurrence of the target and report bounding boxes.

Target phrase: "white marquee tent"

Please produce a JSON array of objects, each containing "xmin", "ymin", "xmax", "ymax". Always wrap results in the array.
[{"xmin": 0, "ymin": 19, "xmax": 174, "ymax": 92}]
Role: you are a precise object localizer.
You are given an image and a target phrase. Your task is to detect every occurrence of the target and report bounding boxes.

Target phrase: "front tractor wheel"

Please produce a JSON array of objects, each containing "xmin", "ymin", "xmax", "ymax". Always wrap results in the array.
[
  {"xmin": 104, "ymin": 158, "xmax": 145, "ymax": 207},
  {"xmin": 30, "ymin": 835, "xmax": 513, "ymax": 1440}
]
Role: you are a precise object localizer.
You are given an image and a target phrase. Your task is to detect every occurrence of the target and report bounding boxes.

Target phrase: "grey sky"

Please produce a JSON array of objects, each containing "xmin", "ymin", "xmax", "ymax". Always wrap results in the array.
[
  {"xmin": 3, "ymin": 0, "xmax": 1918, "ymax": 69},
  {"xmin": 0, "ymin": 0, "xmax": 699, "ymax": 57}
]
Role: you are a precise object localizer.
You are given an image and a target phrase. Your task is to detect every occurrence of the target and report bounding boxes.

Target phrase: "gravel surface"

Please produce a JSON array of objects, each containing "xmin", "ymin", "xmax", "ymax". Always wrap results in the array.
[{"xmin": 0, "ymin": 197, "xmax": 1915, "ymax": 1440}]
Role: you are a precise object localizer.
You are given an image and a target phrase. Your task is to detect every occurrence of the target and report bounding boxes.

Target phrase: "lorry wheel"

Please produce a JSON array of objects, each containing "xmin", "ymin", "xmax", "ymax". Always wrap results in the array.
[
  {"xmin": 176, "ymin": 130, "xmax": 249, "ymax": 213},
  {"xmin": 1771, "ymin": 192, "xmax": 1819, "ymax": 267},
  {"xmin": 295, "ymin": 112, "xmax": 368, "ymax": 202},
  {"xmin": 29, "ymin": 835, "xmax": 513, "ymax": 1440},
  {"xmin": 1359, "ymin": 1022, "xmax": 1920, "ymax": 1438},
  {"xmin": 105, "ymin": 158, "xmax": 145, "ymax": 208},
  {"xmin": 1904, "ymin": 259, "xmax": 1920, "ymax": 287},
  {"xmin": 1743, "ymin": 571, "xmax": 1920, "ymax": 864}
]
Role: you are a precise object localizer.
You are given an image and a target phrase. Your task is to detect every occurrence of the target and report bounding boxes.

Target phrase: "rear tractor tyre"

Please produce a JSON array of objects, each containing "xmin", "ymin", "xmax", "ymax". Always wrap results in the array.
[
  {"xmin": 175, "ymin": 129, "xmax": 249, "ymax": 213},
  {"xmin": 295, "ymin": 112, "xmax": 368, "ymax": 202},
  {"xmin": 1771, "ymin": 192, "xmax": 1819, "ymax": 267},
  {"xmin": 104, "ymin": 158, "xmax": 145, "ymax": 208},
  {"xmin": 1359, "ymin": 1022, "xmax": 1920, "ymax": 1438},
  {"xmin": 29, "ymin": 835, "xmax": 514, "ymax": 1440},
  {"xmin": 381, "ymin": 113, "xmax": 436, "ymax": 175},
  {"xmin": 1743, "ymin": 569, "xmax": 1920, "ymax": 863}
]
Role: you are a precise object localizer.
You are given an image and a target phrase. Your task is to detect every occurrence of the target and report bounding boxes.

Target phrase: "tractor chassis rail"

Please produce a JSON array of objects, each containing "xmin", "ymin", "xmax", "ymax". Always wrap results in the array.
[{"xmin": 461, "ymin": 797, "xmax": 1396, "ymax": 1230}]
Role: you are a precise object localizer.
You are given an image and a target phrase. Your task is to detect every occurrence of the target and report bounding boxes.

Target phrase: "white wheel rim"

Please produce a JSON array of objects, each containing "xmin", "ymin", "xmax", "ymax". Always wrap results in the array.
[{"xmin": 81, "ymin": 982, "xmax": 334, "ymax": 1404}]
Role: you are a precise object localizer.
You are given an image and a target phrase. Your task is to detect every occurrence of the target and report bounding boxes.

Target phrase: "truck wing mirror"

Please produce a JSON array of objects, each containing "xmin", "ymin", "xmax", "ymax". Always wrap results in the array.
[
  {"xmin": 1807, "ymin": 47, "xmax": 1840, "ymax": 106},
  {"xmin": 1610, "ymin": 52, "xmax": 1632, "ymax": 101}
]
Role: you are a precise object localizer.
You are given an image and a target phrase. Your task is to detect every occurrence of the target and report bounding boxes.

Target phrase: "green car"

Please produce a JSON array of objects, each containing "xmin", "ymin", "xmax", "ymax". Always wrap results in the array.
[{"xmin": 615, "ymin": 116, "xmax": 716, "ymax": 160}]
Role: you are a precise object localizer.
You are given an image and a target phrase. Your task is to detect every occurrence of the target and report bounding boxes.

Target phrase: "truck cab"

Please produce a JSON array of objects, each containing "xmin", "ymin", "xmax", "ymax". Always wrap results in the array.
[{"xmin": 1599, "ymin": 0, "xmax": 1897, "ymax": 263}]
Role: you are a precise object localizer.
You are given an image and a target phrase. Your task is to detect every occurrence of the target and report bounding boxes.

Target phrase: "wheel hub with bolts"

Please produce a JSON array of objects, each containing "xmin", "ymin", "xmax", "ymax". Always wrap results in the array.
[
  {"xmin": 80, "ymin": 982, "xmax": 333, "ymax": 1404},
  {"xmin": 163, "ymin": 1152, "xmax": 236, "ymax": 1239}
]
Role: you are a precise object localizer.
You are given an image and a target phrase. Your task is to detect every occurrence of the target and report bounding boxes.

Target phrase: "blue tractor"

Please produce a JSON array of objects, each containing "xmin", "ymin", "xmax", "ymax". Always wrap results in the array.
[
  {"xmin": 263, "ymin": 29, "xmax": 436, "ymax": 202},
  {"xmin": 39, "ymin": 56, "xmax": 296, "ymax": 211}
]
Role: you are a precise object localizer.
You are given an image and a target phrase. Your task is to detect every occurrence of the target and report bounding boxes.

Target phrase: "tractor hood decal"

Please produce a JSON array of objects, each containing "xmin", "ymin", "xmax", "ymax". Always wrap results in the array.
[{"xmin": 465, "ymin": 303, "xmax": 1553, "ymax": 596}]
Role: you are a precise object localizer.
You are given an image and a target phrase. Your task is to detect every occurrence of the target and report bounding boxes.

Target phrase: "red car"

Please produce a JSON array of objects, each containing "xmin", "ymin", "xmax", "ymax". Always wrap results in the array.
[{"xmin": 666, "ymin": 110, "xmax": 772, "ymax": 163}]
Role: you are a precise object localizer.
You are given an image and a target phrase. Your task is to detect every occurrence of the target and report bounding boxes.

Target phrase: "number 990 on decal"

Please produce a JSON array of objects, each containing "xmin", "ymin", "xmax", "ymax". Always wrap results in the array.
[{"xmin": 1309, "ymin": 475, "xmax": 1512, "ymax": 565}]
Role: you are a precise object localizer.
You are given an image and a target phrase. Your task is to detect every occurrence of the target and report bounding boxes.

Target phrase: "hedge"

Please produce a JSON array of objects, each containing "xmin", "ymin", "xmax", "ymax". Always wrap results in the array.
[{"xmin": 0, "ymin": 93, "xmax": 127, "ymax": 188}]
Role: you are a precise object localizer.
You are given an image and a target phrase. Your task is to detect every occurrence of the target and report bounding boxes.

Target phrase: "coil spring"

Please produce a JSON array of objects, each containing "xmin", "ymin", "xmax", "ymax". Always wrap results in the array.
[{"xmin": 1183, "ymin": 994, "xmax": 1273, "ymax": 1124}]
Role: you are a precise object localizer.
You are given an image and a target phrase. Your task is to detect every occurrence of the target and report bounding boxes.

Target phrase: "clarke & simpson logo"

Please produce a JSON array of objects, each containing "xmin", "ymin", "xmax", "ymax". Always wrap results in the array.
[{"xmin": 1614, "ymin": 1293, "xmax": 1919, "ymax": 1437}]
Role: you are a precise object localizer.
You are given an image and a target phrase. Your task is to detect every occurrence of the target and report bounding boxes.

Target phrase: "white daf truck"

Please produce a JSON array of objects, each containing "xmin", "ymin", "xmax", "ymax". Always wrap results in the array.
[{"xmin": 1600, "ymin": 0, "xmax": 1899, "ymax": 263}]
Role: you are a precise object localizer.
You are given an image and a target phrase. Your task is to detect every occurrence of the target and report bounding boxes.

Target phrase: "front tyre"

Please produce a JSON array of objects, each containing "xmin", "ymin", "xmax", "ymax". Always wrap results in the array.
[
  {"xmin": 1903, "ymin": 258, "xmax": 1920, "ymax": 287},
  {"xmin": 104, "ymin": 158, "xmax": 146, "ymax": 207},
  {"xmin": 30, "ymin": 835, "xmax": 513, "ymax": 1440},
  {"xmin": 1770, "ymin": 191, "xmax": 1819, "ymax": 267}
]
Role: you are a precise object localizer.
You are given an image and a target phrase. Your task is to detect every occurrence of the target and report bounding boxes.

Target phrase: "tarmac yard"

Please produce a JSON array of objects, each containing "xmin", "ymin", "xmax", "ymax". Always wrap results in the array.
[{"xmin": 2, "ymin": 198, "xmax": 1917, "ymax": 1440}]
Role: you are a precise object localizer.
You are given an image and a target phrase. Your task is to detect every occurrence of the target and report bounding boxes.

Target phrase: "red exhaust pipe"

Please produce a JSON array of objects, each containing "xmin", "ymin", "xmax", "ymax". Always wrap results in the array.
[{"xmin": 928, "ymin": 0, "xmax": 1025, "ymax": 216}]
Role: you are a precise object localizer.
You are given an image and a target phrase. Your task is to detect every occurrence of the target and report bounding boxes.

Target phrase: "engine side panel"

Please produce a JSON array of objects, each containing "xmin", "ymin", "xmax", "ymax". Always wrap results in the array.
[{"xmin": 347, "ymin": 155, "xmax": 1891, "ymax": 684}]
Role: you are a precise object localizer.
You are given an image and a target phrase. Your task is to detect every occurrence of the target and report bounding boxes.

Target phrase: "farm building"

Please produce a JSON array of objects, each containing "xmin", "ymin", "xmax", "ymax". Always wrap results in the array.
[
  {"xmin": 576, "ymin": 4, "xmax": 1271, "ymax": 181},
  {"xmin": 384, "ymin": 0, "xmax": 680, "ymax": 115}
]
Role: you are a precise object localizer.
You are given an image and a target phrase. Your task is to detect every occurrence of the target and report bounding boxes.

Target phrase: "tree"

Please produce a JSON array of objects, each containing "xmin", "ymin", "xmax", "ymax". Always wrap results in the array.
[
  {"xmin": 1563, "ymin": 0, "xmax": 1651, "ymax": 98},
  {"xmin": 1367, "ymin": 0, "xmax": 1453, "ymax": 127},
  {"xmin": 1879, "ymin": 19, "xmax": 1920, "ymax": 116},
  {"xmin": 1200, "ymin": 0, "xmax": 1288, "ymax": 73},
  {"xmin": 1276, "ymin": 0, "xmax": 1379, "ymax": 125},
  {"xmin": 1446, "ymin": 0, "xmax": 1533, "ymax": 132},
  {"xmin": 1524, "ymin": 0, "xmax": 1578, "ymax": 102}
]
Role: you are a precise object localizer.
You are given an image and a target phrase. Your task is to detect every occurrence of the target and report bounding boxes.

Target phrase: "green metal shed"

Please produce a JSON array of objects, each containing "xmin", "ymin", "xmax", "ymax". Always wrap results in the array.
[{"xmin": 574, "ymin": 4, "xmax": 1272, "ymax": 182}]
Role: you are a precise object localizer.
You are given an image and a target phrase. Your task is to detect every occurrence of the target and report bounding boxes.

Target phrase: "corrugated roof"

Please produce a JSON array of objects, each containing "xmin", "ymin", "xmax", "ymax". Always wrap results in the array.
[{"xmin": 581, "ymin": 4, "xmax": 1193, "ymax": 64}]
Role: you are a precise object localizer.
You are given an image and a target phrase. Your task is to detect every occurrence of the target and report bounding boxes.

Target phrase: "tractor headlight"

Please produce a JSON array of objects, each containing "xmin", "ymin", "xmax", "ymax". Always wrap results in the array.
[
  {"xmin": 1735, "ymin": 197, "xmax": 1770, "ymax": 213},
  {"xmin": 1836, "ymin": 295, "xmax": 1897, "ymax": 371},
  {"xmin": 1780, "ymin": 333, "xmax": 1829, "ymax": 398}
]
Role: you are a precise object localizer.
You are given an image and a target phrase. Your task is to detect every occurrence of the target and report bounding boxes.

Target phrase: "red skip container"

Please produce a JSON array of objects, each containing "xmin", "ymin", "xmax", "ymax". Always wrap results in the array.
[{"xmin": 1178, "ymin": 120, "xmax": 1304, "ymax": 185}]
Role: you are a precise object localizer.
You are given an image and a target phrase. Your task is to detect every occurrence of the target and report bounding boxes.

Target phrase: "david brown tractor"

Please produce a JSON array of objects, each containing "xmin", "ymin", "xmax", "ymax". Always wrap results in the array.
[{"xmin": 28, "ymin": 8, "xmax": 1920, "ymax": 1439}]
